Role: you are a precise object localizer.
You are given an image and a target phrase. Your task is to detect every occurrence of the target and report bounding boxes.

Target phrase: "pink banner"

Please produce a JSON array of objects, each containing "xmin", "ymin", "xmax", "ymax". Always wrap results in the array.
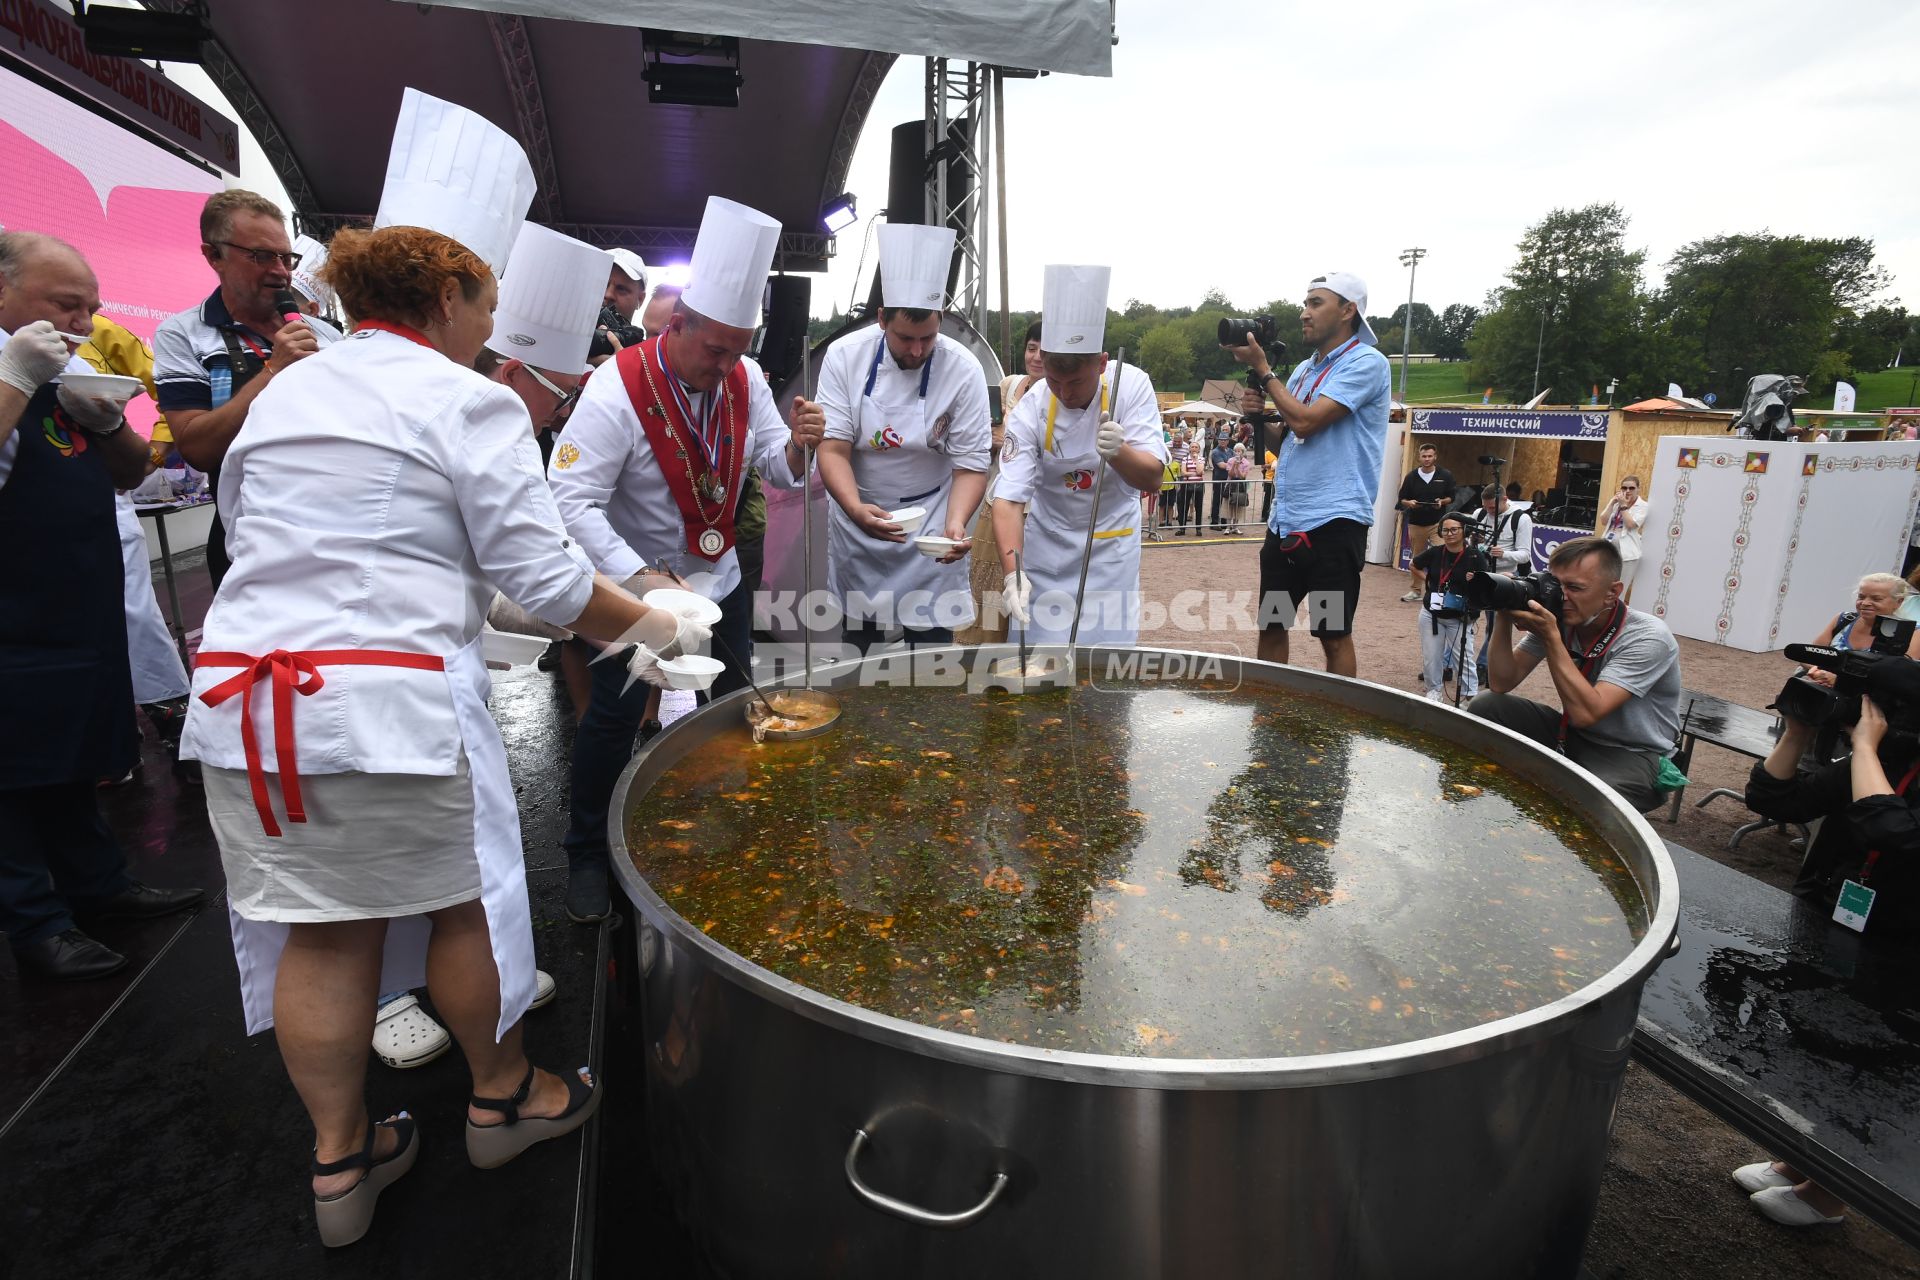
[{"xmin": 1, "ymin": 69, "xmax": 220, "ymax": 437}]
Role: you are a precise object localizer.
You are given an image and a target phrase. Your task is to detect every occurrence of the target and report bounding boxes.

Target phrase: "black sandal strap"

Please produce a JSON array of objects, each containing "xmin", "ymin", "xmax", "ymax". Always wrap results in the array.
[
  {"xmin": 468, "ymin": 1063, "xmax": 537, "ymax": 1126},
  {"xmin": 311, "ymin": 1116, "xmax": 381, "ymax": 1177}
]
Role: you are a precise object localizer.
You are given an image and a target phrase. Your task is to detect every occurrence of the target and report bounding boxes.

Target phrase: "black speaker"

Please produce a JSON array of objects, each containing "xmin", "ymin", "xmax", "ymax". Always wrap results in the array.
[
  {"xmin": 886, "ymin": 122, "xmax": 926, "ymax": 226},
  {"xmin": 758, "ymin": 275, "xmax": 812, "ymax": 385}
]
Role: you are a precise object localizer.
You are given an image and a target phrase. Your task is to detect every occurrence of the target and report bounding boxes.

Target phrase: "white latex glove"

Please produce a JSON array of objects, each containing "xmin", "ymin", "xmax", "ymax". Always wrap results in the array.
[
  {"xmin": 1095, "ymin": 416, "xmax": 1126, "ymax": 461},
  {"xmin": 635, "ymin": 608, "xmax": 711, "ymax": 663},
  {"xmin": 55, "ymin": 384, "xmax": 124, "ymax": 433},
  {"xmin": 1003, "ymin": 569, "xmax": 1032, "ymax": 625},
  {"xmin": 0, "ymin": 320, "xmax": 74, "ymax": 395}
]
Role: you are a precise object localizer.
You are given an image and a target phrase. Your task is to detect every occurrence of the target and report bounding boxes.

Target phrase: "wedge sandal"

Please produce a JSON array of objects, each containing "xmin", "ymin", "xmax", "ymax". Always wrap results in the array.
[
  {"xmin": 312, "ymin": 1112, "xmax": 419, "ymax": 1248},
  {"xmin": 465, "ymin": 1064, "xmax": 600, "ymax": 1170}
]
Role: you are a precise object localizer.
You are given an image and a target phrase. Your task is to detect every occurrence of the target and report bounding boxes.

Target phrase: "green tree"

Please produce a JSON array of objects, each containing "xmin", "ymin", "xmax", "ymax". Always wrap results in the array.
[
  {"xmin": 1384, "ymin": 302, "xmax": 1438, "ymax": 354},
  {"xmin": 1433, "ymin": 303, "xmax": 1480, "ymax": 361},
  {"xmin": 1138, "ymin": 323, "xmax": 1194, "ymax": 390},
  {"xmin": 1834, "ymin": 304, "xmax": 1910, "ymax": 376},
  {"xmin": 1466, "ymin": 203, "xmax": 1648, "ymax": 403},
  {"xmin": 1649, "ymin": 232, "xmax": 1891, "ymax": 398}
]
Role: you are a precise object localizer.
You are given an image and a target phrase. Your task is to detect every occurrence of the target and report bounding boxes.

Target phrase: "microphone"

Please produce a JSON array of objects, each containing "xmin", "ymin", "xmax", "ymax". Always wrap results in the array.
[
  {"xmin": 273, "ymin": 289, "xmax": 306, "ymax": 325},
  {"xmin": 1478, "ymin": 454, "xmax": 1508, "ymax": 466}
]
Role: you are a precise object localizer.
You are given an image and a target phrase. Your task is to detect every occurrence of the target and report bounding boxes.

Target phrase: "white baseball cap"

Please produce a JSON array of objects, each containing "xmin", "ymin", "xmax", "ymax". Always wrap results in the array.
[
  {"xmin": 606, "ymin": 248, "xmax": 648, "ymax": 289},
  {"xmin": 1310, "ymin": 271, "xmax": 1375, "ymax": 346}
]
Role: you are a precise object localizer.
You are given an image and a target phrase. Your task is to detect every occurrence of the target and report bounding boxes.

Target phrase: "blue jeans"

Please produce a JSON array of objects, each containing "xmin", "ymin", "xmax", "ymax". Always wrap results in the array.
[
  {"xmin": 562, "ymin": 574, "xmax": 753, "ymax": 872},
  {"xmin": 0, "ymin": 782, "xmax": 132, "ymax": 944}
]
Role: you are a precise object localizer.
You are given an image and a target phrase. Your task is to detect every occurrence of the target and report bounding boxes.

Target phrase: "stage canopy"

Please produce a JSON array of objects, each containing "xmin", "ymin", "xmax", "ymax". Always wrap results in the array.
[{"xmin": 153, "ymin": 0, "xmax": 1112, "ymax": 271}]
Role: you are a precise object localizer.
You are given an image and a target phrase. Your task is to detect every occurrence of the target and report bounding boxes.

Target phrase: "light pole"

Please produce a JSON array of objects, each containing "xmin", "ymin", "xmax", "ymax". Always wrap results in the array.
[
  {"xmin": 1531, "ymin": 269, "xmax": 1563, "ymax": 402},
  {"xmin": 1397, "ymin": 246, "xmax": 1426, "ymax": 402}
]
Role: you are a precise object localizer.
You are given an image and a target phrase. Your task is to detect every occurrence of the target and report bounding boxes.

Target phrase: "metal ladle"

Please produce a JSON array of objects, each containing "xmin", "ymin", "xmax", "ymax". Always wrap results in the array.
[{"xmin": 746, "ymin": 354, "xmax": 841, "ymax": 741}]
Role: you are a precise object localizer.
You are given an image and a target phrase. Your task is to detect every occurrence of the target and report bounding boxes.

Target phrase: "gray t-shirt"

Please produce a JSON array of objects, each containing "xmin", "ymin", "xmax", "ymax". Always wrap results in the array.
[{"xmin": 1519, "ymin": 608, "xmax": 1682, "ymax": 754}]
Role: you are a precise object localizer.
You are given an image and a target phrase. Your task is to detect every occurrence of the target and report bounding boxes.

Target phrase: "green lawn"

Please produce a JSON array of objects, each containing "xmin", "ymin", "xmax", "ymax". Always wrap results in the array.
[
  {"xmin": 1164, "ymin": 362, "xmax": 1472, "ymax": 404},
  {"xmin": 1812, "ymin": 367, "xmax": 1920, "ymax": 411}
]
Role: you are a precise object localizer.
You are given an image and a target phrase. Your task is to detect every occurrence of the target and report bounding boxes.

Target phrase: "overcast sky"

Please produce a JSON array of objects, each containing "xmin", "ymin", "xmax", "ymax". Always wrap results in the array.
[
  {"xmin": 174, "ymin": 0, "xmax": 1918, "ymax": 321},
  {"xmin": 824, "ymin": 0, "xmax": 1920, "ymax": 319}
]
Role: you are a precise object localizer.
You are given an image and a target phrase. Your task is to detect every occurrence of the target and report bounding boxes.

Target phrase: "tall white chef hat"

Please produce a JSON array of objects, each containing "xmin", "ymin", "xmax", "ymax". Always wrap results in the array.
[
  {"xmin": 877, "ymin": 223, "xmax": 956, "ymax": 311},
  {"xmin": 679, "ymin": 196, "xmax": 782, "ymax": 331},
  {"xmin": 288, "ymin": 234, "xmax": 334, "ymax": 312},
  {"xmin": 375, "ymin": 87, "xmax": 537, "ymax": 276},
  {"xmin": 1040, "ymin": 264, "xmax": 1111, "ymax": 354},
  {"xmin": 486, "ymin": 223, "xmax": 608, "ymax": 375}
]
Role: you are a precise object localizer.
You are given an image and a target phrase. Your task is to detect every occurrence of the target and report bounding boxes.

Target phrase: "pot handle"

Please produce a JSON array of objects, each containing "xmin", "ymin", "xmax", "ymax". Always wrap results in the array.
[{"xmin": 844, "ymin": 1127, "xmax": 1008, "ymax": 1228}]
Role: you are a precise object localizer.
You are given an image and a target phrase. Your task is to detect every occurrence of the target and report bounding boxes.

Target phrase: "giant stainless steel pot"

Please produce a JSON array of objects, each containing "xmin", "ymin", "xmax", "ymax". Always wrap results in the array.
[{"xmin": 609, "ymin": 647, "xmax": 1679, "ymax": 1279}]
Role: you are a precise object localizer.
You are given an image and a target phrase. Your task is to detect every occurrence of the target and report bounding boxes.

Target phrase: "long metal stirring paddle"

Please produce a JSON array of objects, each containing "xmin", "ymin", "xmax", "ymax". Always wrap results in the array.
[{"xmin": 1067, "ymin": 347, "xmax": 1125, "ymax": 653}]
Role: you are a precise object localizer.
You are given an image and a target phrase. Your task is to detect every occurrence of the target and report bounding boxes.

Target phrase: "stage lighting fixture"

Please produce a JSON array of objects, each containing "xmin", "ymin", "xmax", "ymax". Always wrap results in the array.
[
  {"xmin": 71, "ymin": 1, "xmax": 211, "ymax": 63},
  {"xmin": 820, "ymin": 194, "xmax": 858, "ymax": 235}
]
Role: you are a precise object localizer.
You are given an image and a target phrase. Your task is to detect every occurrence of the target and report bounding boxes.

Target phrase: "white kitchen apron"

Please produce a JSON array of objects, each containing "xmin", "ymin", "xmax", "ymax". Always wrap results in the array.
[
  {"xmin": 224, "ymin": 635, "xmax": 536, "ymax": 1041},
  {"xmin": 1012, "ymin": 381, "xmax": 1142, "ymax": 648},
  {"xmin": 826, "ymin": 337, "xmax": 972, "ymax": 631},
  {"xmin": 115, "ymin": 493, "xmax": 190, "ymax": 703}
]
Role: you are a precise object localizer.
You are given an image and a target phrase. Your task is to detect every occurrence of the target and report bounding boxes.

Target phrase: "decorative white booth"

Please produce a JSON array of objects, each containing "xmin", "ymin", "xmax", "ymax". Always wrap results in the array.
[{"xmin": 1639, "ymin": 437, "xmax": 1920, "ymax": 652}]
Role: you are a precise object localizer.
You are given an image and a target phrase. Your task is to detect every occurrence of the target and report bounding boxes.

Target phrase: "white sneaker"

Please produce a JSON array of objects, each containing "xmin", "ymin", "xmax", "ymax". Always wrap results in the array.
[
  {"xmin": 1424, "ymin": 688, "xmax": 1446, "ymax": 702},
  {"xmin": 1399, "ymin": 590, "xmax": 1421, "ymax": 603},
  {"xmin": 372, "ymin": 992, "xmax": 451, "ymax": 1069},
  {"xmin": 1732, "ymin": 1161, "xmax": 1794, "ymax": 1194},
  {"xmin": 532, "ymin": 968, "xmax": 556, "ymax": 1010},
  {"xmin": 1749, "ymin": 1185, "xmax": 1845, "ymax": 1226}
]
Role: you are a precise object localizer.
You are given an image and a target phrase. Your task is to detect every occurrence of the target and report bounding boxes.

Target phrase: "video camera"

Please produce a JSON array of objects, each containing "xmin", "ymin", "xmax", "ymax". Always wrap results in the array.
[
  {"xmin": 587, "ymin": 305, "xmax": 646, "ymax": 361},
  {"xmin": 1219, "ymin": 315, "xmax": 1282, "ymax": 352},
  {"xmin": 1459, "ymin": 566, "xmax": 1565, "ymax": 615},
  {"xmin": 1776, "ymin": 617, "xmax": 1920, "ymax": 730}
]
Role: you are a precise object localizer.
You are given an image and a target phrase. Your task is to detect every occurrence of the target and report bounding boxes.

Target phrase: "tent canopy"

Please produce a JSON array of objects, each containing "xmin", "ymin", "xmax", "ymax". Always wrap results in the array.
[
  {"xmin": 1160, "ymin": 400, "xmax": 1239, "ymax": 418},
  {"xmin": 159, "ymin": 0, "xmax": 1112, "ymax": 270}
]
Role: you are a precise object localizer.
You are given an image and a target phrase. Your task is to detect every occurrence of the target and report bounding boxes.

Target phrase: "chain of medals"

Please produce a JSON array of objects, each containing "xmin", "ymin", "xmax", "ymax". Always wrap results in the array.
[{"xmin": 638, "ymin": 343, "xmax": 737, "ymax": 524}]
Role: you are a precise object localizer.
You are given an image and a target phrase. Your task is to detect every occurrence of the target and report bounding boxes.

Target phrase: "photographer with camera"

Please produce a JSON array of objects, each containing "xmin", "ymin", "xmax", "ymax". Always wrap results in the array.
[
  {"xmin": 1727, "ymin": 649, "xmax": 1920, "ymax": 1227},
  {"xmin": 1469, "ymin": 536, "xmax": 1682, "ymax": 813},
  {"xmin": 1225, "ymin": 273, "xmax": 1391, "ymax": 676},
  {"xmin": 587, "ymin": 248, "xmax": 649, "ymax": 365}
]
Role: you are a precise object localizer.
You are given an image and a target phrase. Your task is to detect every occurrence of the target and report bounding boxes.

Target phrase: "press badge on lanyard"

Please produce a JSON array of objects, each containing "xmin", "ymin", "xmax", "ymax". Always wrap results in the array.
[{"xmin": 1834, "ymin": 759, "xmax": 1920, "ymax": 932}]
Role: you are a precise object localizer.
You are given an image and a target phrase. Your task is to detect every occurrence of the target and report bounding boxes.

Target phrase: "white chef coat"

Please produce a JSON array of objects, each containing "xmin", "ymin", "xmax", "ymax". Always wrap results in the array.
[
  {"xmin": 545, "ymin": 349, "xmax": 800, "ymax": 602},
  {"xmin": 179, "ymin": 327, "xmax": 596, "ymax": 1040},
  {"xmin": 816, "ymin": 325, "xmax": 991, "ymax": 627},
  {"xmin": 115, "ymin": 492, "xmax": 190, "ymax": 703},
  {"xmin": 997, "ymin": 363, "xmax": 1167, "ymax": 646}
]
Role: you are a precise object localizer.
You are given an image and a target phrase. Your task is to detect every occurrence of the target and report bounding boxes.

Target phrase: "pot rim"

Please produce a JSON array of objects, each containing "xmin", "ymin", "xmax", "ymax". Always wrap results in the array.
[{"xmin": 610, "ymin": 645, "xmax": 1680, "ymax": 1090}]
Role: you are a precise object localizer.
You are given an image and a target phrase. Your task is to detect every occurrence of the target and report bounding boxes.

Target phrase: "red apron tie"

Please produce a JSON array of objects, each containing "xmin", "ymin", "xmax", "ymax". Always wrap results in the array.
[{"xmin": 195, "ymin": 649, "xmax": 447, "ymax": 837}]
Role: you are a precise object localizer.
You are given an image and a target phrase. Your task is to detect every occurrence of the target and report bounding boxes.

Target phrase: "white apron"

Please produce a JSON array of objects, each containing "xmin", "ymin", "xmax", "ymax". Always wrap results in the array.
[
  {"xmin": 1013, "ymin": 381, "xmax": 1142, "ymax": 648},
  {"xmin": 115, "ymin": 493, "xmax": 190, "ymax": 703},
  {"xmin": 224, "ymin": 635, "xmax": 537, "ymax": 1041},
  {"xmin": 826, "ymin": 337, "xmax": 972, "ymax": 630}
]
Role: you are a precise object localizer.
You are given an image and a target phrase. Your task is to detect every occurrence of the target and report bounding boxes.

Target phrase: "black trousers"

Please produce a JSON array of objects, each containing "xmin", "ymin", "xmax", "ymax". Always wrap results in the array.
[
  {"xmin": 562, "ymin": 573, "xmax": 752, "ymax": 872},
  {"xmin": 841, "ymin": 623, "xmax": 954, "ymax": 655},
  {"xmin": 1209, "ymin": 477, "xmax": 1228, "ymax": 527},
  {"xmin": 0, "ymin": 782, "xmax": 132, "ymax": 945}
]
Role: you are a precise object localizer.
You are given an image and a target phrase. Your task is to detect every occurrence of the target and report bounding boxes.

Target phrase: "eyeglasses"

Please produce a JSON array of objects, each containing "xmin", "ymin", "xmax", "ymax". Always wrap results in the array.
[
  {"xmin": 210, "ymin": 241, "xmax": 303, "ymax": 269},
  {"xmin": 521, "ymin": 364, "xmax": 582, "ymax": 425}
]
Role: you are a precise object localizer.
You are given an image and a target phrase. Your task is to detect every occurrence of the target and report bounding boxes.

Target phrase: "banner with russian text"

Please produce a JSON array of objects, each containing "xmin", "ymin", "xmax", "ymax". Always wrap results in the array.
[{"xmin": 1409, "ymin": 408, "xmax": 1609, "ymax": 440}]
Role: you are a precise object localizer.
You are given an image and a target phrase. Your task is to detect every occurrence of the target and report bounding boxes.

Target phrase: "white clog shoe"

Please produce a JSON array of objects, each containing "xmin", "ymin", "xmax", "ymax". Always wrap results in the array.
[{"xmin": 372, "ymin": 993, "xmax": 451, "ymax": 1069}]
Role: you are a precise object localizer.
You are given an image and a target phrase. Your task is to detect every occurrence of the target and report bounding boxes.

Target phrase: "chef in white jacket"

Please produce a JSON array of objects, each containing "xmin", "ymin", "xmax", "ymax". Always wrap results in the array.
[
  {"xmin": 544, "ymin": 195, "xmax": 825, "ymax": 923},
  {"xmin": 815, "ymin": 223, "xmax": 991, "ymax": 652},
  {"xmin": 178, "ymin": 89, "xmax": 708, "ymax": 1249},
  {"xmin": 993, "ymin": 265, "xmax": 1168, "ymax": 648}
]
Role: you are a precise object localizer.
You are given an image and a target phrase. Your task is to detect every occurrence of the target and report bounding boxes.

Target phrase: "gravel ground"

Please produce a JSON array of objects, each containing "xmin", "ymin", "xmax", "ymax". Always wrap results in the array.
[{"xmin": 1135, "ymin": 530, "xmax": 1920, "ymax": 1278}]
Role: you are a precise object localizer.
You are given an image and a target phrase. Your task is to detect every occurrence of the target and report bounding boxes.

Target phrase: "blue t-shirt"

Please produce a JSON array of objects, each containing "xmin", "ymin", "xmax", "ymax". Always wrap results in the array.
[{"xmin": 1268, "ymin": 337, "xmax": 1391, "ymax": 535}]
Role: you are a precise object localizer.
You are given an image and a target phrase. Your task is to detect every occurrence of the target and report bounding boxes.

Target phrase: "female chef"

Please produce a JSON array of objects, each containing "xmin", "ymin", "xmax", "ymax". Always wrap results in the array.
[{"xmin": 180, "ymin": 117, "xmax": 705, "ymax": 1244}]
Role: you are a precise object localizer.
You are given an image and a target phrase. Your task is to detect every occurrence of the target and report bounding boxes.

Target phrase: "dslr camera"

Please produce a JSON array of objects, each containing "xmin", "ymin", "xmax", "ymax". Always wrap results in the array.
[
  {"xmin": 1460, "ymin": 566, "xmax": 1565, "ymax": 615},
  {"xmin": 1776, "ymin": 616, "xmax": 1920, "ymax": 730},
  {"xmin": 587, "ymin": 305, "xmax": 646, "ymax": 360},
  {"xmin": 1219, "ymin": 315, "xmax": 1282, "ymax": 352}
]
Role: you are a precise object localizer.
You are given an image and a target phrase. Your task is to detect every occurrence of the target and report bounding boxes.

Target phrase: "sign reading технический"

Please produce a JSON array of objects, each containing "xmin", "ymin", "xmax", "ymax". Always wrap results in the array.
[{"xmin": 1410, "ymin": 409, "xmax": 1609, "ymax": 440}]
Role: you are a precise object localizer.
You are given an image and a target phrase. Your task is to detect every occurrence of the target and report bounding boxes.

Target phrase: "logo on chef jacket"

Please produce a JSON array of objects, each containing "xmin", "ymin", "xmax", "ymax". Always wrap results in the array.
[
  {"xmin": 554, "ymin": 442, "xmax": 582, "ymax": 470},
  {"xmin": 1001, "ymin": 435, "xmax": 1019, "ymax": 463},
  {"xmin": 1063, "ymin": 469, "xmax": 1094, "ymax": 491},
  {"xmin": 42, "ymin": 414, "xmax": 86, "ymax": 457},
  {"xmin": 868, "ymin": 425, "xmax": 904, "ymax": 451},
  {"xmin": 505, "ymin": 333, "xmax": 535, "ymax": 347},
  {"xmin": 928, "ymin": 413, "xmax": 951, "ymax": 451}
]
